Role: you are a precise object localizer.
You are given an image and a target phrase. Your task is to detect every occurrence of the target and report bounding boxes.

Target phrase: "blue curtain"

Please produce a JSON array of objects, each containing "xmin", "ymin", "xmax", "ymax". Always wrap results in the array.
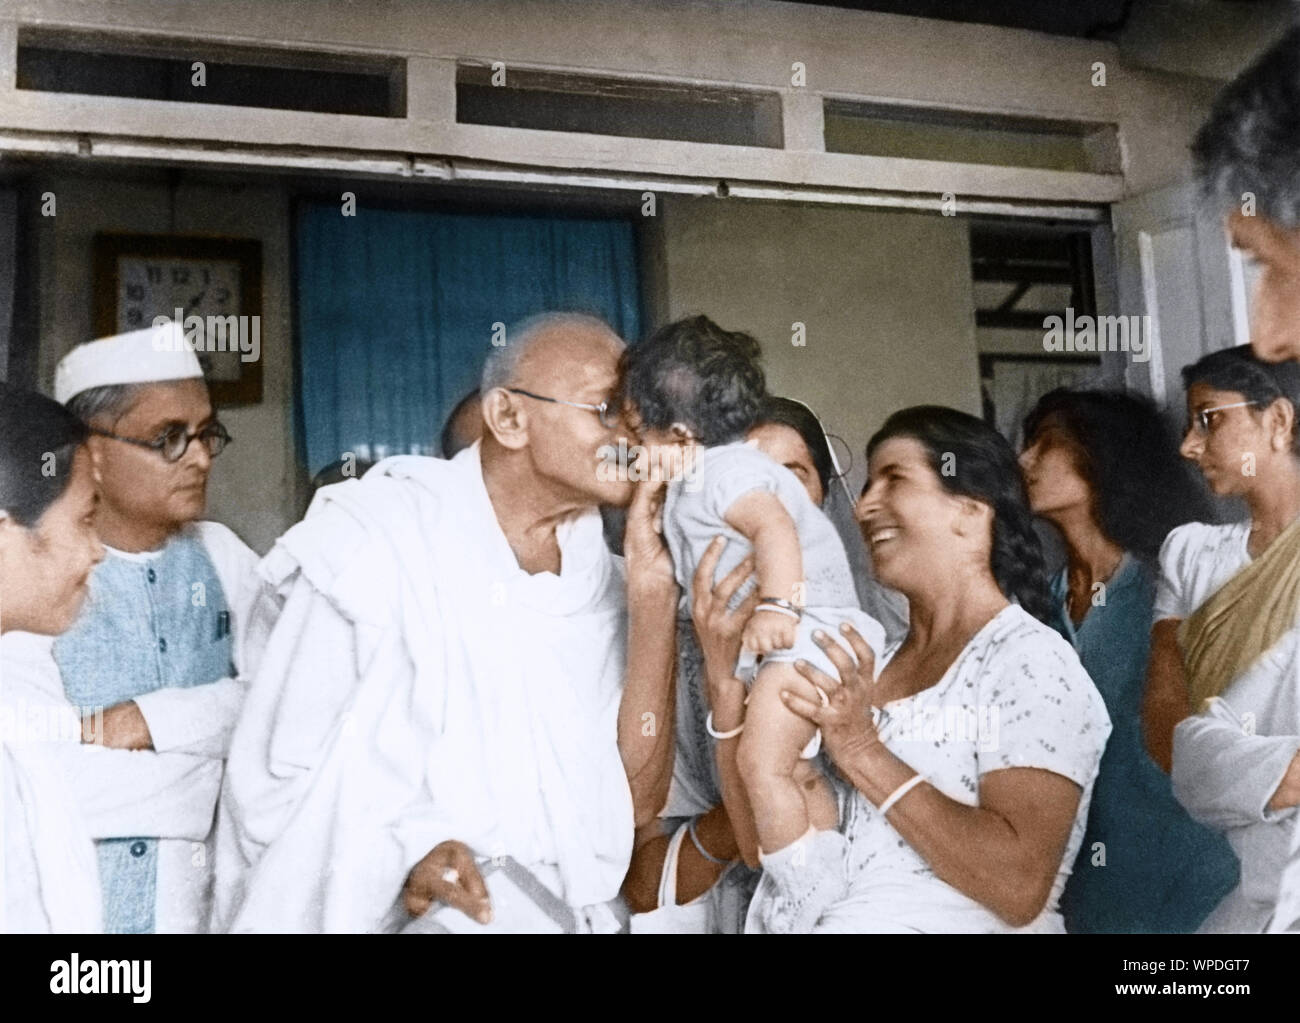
[{"xmin": 295, "ymin": 201, "xmax": 641, "ymax": 475}]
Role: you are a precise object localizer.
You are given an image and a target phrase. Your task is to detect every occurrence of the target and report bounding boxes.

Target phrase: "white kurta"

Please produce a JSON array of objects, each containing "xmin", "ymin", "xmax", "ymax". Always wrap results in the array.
[
  {"xmin": 213, "ymin": 446, "xmax": 633, "ymax": 934},
  {"xmin": 0, "ymin": 520, "xmax": 263, "ymax": 934},
  {"xmin": 1158, "ymin": 522, "xmax": 1300, "ymax": 933}
]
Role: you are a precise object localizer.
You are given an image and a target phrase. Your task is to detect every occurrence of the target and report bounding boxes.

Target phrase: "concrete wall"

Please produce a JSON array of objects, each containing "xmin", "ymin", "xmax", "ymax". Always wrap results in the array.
[
  {"xmin": 1, "ymin": 0, "xmax": 1230, "ymax": 202},
  {"xmin": 655, "ymin": 195, "xmax": 980, "ymax": 494},
  {"xmin": 32, "ymin": 172, "xmax": 298, "ymax": 553},
  {"xmin": 29, "ymin": 175, "xmax": 979, "ymax": 544}
]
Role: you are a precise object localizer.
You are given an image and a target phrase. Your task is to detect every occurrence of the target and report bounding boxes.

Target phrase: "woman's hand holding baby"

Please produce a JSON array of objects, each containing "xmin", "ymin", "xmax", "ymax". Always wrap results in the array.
[{"xmin": 784, "ymin": 625, "xmax": 886, "ymax": 768}]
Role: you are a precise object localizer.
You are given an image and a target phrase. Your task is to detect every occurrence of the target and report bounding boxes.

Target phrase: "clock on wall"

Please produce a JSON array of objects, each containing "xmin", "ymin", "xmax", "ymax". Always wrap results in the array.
[{"xmin": 93, "ymin": 234, "xmax": 263, "ymax": 405}]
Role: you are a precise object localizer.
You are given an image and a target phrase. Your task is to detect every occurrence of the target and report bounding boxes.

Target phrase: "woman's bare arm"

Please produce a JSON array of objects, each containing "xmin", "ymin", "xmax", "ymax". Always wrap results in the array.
[
  {"xmin": 1143, "ymin": 618, "xmax": 1189, "ymax": 773},
  {"xmin": 837, "ymin": 742, "xmax": 1081, "ymax": 927}
]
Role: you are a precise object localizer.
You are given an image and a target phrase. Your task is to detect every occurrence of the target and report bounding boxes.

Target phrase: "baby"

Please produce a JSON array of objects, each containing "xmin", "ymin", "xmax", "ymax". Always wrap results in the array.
[{"xmin": 620, "ymin": 316, "xmax": 885, "ymax": 932}]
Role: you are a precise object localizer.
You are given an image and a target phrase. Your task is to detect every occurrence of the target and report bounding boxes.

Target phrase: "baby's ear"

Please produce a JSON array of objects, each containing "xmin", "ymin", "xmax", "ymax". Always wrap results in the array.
[{"xmin": 670, "ymin": 422, "xmax": 695, "ymax": 441}]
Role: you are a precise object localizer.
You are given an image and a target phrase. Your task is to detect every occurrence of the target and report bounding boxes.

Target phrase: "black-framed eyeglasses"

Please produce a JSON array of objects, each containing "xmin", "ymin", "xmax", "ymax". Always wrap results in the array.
[
  {"xmin": 1188, "ymin": 401, "xmax": 1261, "ymax": 436},
  {"xmin": 505, "ymin": 387, "xmax": 618, "ymax": 429},
  {"xmin": 90, "ymin": 421, "xmax": 232, "ymax": 463}
]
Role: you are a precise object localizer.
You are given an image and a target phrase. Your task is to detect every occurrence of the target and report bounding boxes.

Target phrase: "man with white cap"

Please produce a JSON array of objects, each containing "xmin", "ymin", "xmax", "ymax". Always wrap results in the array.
[{"xmin": 25, "ymin": 320, "xmax": 264, "ymax": 933}]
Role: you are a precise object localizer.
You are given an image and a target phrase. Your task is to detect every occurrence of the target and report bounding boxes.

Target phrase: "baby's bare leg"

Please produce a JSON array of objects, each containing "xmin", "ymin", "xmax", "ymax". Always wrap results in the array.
[
  {"xmin": 737, "ymin": 660, "xmax": 828, "ymax": 853},
  {"xmin": 791, "ymin": 758, "xmax": 838, "ymax": 832}
]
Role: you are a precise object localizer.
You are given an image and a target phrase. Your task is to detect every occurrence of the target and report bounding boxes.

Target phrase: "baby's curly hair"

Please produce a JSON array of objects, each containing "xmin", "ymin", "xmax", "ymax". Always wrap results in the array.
[{"xmin": 619, "ymin": 315, "xmax": 767, "ymax": 445}]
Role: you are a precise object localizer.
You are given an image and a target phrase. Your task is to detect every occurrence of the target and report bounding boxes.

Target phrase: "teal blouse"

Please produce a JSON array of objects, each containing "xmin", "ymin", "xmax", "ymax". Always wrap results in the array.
[{"xmin": 1053, "ymin": 555, "xmax": 1239, "ymax": 933}]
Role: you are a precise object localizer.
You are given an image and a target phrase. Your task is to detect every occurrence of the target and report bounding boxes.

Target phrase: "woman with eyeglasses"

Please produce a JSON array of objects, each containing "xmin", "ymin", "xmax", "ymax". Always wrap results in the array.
[
  {"xmin": 1144, "ymin": 344, "xmax": 1300, "ymax": 932},
  {"xmin": 14, "ymin": 322, "xmax": 266, "ymax": 934}
]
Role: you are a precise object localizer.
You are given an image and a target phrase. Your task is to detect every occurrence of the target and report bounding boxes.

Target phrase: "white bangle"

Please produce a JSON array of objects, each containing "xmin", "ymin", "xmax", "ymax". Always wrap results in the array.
[
  {"xmin": 753, "ymin": 603, "xmax": 801, "ymax": 621},
  {"xmin": 877, "ymin": 773, "xmax": 925, "ymax": 816},
  {"xmin": 706, "ymin": 710, "xmax": 744, "ymax": 740}
]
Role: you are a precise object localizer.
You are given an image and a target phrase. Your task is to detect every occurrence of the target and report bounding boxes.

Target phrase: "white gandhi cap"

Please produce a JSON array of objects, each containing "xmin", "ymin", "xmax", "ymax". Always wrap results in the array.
[{"xmin": 54, "ymin": 321, "xmax": 203, "ymax": 405}]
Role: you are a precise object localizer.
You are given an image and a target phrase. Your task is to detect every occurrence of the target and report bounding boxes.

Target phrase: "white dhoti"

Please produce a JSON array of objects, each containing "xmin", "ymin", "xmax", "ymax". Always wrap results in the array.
[{"xmin": 213, "ymin": 445, "xmax": 633, "ymax": 933}]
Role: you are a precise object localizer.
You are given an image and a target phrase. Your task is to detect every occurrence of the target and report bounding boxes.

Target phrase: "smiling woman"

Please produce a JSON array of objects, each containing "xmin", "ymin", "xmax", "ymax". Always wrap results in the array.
[{"xmin": 747, "ymin": 405, "xmax": 1110, "ymax": 932}]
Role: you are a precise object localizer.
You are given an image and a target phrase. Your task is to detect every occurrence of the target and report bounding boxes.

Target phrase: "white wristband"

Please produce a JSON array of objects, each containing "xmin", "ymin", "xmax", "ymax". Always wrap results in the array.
[
  {"xmin": 877, "ymin": 773, "xmax": 925, "ymax": 816},
  {"xmin": 706, "ymin": 710, "xmax": 744, "ymax": 740}
]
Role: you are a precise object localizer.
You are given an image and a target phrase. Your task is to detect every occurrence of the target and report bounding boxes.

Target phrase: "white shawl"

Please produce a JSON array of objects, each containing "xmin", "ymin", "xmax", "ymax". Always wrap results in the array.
[{"xmin": 215, "ymin": 446, "xmax": 632, "ymax": 933}]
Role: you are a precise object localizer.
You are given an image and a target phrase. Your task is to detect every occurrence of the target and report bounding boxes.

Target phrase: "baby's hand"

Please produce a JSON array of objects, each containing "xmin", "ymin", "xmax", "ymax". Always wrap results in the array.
[{"xmin": 742, "ymin": 609, "xmax": 797, "ymax": 655}]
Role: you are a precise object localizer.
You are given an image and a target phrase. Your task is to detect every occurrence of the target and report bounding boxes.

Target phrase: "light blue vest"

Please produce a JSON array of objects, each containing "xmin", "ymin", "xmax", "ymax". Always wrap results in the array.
[{"xmin": 54, "ymin": 531, "xmax": 233, "ymax": 934}]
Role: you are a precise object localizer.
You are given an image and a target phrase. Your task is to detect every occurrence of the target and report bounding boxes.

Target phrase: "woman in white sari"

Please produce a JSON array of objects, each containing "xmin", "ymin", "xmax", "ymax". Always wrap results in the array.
[
  {"xmin": 1, "ymin": 383, "xmax": 104, "ymax": 932},
  {"xmin": 1143, "ymin": 345, "xmax": 1300, "ymax": 933}
]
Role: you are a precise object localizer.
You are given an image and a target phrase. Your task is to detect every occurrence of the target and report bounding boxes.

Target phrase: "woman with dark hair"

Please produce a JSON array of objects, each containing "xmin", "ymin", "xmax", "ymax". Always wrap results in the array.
[
  {"xmin": 726, "ymin": 405, "xmax": 1109, "ymax": 931},
  {"xmin": 1144, "ymin": 345, "xmax": 1300, "ymax": 932},
  {"xmin": 1019, "ymin": 389, "xmax": 1237, "ymax": 933},
  {"xmin": 1, "ymin": 382, "xmax": 104, "ymax": 931}
]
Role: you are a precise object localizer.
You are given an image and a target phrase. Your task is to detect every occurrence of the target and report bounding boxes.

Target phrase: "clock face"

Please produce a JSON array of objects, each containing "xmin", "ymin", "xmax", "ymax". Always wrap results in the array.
[{"xmin": 117, "ymin": 256, "xmax": 245, "ymax": 383}]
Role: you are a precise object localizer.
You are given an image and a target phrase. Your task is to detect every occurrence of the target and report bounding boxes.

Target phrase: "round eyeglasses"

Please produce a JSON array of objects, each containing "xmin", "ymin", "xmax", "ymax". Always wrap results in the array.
[
  {"xmin": 90, "ymin": 421, "xmax": 233, "ymax": 463},
  {"xmin": 505, "ymin": 387, "xmax": 618, "ymax": 429},
  {"xmin": 1187, "ymin": 401, "xmax": 1261, "ymax": 436}
]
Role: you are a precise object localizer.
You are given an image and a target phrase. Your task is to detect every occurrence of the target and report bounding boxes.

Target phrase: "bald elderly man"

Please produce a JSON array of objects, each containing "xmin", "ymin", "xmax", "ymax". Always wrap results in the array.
[
  {"xmin": 214, "ymin": 312, "xmax": 678, "ymax": 933},
  {"xmin": 1193, "ymin": 26, "xmax": 1300, "ymax": 362}
]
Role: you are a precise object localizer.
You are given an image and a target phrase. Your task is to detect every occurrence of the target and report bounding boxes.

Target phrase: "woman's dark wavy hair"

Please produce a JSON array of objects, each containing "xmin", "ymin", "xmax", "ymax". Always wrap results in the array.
[
  {"xmin": 868, "ymin": 405, "xmax": 1054, "ymax": 624},
  {"xmin": 1022, "ymin": 388, "xmax": 1214, "ymax": 562},
  {"xmin": 753, "ymin": 396, "xmax": 837, "ymax": 499},
  {"xmin": 1181, "ymin": 343, "xmax": 1300, "ymax": 452},
  {"xmin": 0, "ymin": 381, "xmax": 89, "ymax": 528},
  {"xmin": 619, "ymin": 315, "xmax": 766, "ymax": 445}
]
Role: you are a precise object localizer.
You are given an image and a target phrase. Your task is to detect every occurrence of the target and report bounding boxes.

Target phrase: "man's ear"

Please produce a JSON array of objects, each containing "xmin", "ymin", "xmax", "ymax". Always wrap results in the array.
[
  {"xmin": 669, "ymin": 422, "xmax": 695, "ymax": 442},
  {"xmin": 481, "ymin": 388, "xmax": 529, "ymax": 451}
]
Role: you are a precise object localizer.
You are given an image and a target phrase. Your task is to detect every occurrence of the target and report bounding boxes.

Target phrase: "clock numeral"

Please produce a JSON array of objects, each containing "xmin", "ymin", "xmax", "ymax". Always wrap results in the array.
[
  {"xmin": 146, "ymin": 264, "xmax": 163, "ymax": 284},
  {"xmin": 125, "ymin": 307, "xmax": 144, "ymax": 327},
  {"xmin": 215, "ymin": 287, "xmax": 231, "ymax": 304},
  {"xmin": 171, "ymin": 267, "xmax": 191, "ymax": 285},
  {"xmin": 125, "ymin": 283, "xmax": 145, "ymax": 301}
]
